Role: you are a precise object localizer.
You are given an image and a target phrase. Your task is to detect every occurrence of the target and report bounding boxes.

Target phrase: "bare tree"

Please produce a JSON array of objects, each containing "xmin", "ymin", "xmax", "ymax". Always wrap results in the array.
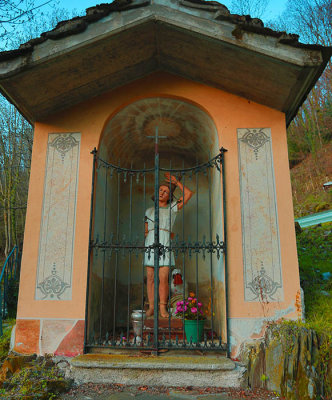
[
  {"xmin": 0, "ymin": 0, "xmax": 55, "ymax": 49},
  {"xmin": 0, "ymin": 6, "xmax": 84, "ymax": 259},
  {"xmin": 0, "ymin": 98, "xmax": 32, "ymax": 257},
  {"xmin": 273, "ymin": 0, "xmax": 332, "ymax": 164},
  {"xmin": 230, "ymin": 0, "xmax": 270, "ymax": 18},
  {"xmin": 278, "ymin": 0, "xmax": 331, "ymax": 46},
  {"xmin": 10, "ymin": 6, "xmax": 78, "ymax": 49}
]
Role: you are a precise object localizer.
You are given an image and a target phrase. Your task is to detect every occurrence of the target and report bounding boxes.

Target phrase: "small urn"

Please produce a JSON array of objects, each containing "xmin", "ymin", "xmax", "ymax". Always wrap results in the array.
[{"xmin": 131, "ymin": 310, "xmax": 146, "ymax": 342}]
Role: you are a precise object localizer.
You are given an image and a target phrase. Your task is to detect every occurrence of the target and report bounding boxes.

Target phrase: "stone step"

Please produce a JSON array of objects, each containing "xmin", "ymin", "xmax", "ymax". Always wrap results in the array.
[{"xmin": 69, "ymin": 353, "xmax": 246, "ymax": 388}]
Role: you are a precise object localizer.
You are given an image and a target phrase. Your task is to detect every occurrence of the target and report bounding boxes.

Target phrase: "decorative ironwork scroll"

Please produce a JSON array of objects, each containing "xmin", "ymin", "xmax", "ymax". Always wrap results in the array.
[
  {"xmin": 35, "ymin": 133, "xmax": 81, "ymax": 300},
  {"xmin": 238, "ymin": 128, "xmax": 283, "ymax": 302},
  {"xmin": 84, "ymin": 144, "xmax": 228, "ymax": 353}
]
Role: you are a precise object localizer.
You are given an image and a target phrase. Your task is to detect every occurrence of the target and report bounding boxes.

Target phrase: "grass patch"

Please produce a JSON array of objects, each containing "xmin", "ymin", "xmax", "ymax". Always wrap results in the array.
[
  {"xmin": 0, "ymin": 320, "xmax": 15, "ymax": 363},
  {"xmin": 297, "ymin": 222, "xmax": 332, "ymax": 335},
  {"xmin": 290, "ymin": 142, "xmax": 332, "ymax": 218}
]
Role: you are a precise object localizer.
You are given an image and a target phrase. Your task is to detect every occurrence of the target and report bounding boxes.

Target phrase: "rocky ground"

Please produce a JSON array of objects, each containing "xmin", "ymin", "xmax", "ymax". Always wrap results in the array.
[
  {"xmin": 0, "ymin": 353, "xmax": 282, "ymax": 400},
  {"xmin": 60, "ymin": 383, "xmax": 282, "ymax": 399}
]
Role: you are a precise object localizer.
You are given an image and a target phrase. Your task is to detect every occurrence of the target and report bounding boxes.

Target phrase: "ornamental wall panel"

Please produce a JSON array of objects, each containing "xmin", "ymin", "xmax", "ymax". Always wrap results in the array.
[
  {"xmin": 237, "ymin": 128, "xmax": 283, "ymax": 302},
  {"xmin": 35, "ymin": 133, "xmax": 81, "ymax": 300}
]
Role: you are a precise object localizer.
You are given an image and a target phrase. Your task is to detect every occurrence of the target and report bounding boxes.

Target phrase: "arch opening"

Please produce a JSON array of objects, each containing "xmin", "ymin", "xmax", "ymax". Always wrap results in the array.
[{"xmin": 86, "ymin": 97, "xmax": 226, "ymax": 351}]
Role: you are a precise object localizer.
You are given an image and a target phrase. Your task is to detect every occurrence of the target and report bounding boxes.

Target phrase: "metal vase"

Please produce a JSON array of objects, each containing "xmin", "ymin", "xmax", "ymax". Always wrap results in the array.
[{"xmin": 131, "ymin": 310, "xmax": 146, "ymax": 342}]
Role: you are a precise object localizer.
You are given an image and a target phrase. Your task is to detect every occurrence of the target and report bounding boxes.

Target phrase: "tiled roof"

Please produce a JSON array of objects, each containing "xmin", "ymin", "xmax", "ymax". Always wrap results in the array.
[{"xmin": 0, "ymin": 0, "xmax": 328, "ymax": 62}]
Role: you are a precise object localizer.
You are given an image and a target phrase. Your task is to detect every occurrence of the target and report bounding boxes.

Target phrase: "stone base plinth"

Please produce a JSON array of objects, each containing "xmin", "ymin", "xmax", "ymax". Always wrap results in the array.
[{"xmin": 69, "ymin": 353, "xmax": 245, "ymax": 387}]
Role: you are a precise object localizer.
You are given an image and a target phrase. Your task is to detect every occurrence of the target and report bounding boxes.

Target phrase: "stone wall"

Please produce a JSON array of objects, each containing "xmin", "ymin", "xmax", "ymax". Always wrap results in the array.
[{"xmin": 240, "ymin": 323, "xmax": 332, "ymax": 400}]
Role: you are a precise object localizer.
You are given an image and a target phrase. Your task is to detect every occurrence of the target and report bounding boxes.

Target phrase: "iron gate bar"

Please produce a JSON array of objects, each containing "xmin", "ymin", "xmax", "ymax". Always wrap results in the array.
[
  {"xmin": 96, "ymin": 153, "xmax": 222, "ymax": 174},
  {"xmin": 127, "ymin": 168, "xmax": 134, "ymax": 346},
  {"xmin": 181, "ymin": 161, "xmax": 186, "ymax": 347},
  {"xmin": 91, "ymin": 238, "xmax": 225, "ymax": 255},
  {"xmin": 151, "ymin": 127, "xmax": 163, "ymax": 352},
  {"xmin": 99, "ymin": 158, "xmax": 108, "ymax": 343},
  {"xmin": 84, "ymin": 143, "xmax": 228, "ymax": 353},
  {"xmin": 168, "ymin": 160, "xmax": 172, "ymax": 346},
  {"xmin": 221, "ymin": 148, "xmax": 230, "ymax": 357},
  {"xmin": 208, "ymin": 164, "xmax": 214, "ymax": 347},
  {"xmin": 84, "ymin": 148, "xmax": 97, "ymax": 350},
  {"xmin": 196, "ymin": 165, "xmax": 199, "ymax": 345},
  {"xmin": 112, "ymin": 168, "xmax": 121, "ymax": 345},
  {"xmin": 141, "ymin": 165, "xmax": 146, "ymax": 347}
]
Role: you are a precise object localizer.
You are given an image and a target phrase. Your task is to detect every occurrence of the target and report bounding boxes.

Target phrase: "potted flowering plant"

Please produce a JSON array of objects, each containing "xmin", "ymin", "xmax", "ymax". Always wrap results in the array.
[{"xmin": 175, "ymin": 292, "xmax": 205, "ymax": 343}]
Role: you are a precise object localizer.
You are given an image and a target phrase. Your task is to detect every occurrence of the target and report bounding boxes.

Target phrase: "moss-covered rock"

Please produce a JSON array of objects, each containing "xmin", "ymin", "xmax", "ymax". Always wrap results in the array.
[
  {"xmin": 241, "ymin": 322, "xmax": 332, "ymax": 400},
  {"xmin": 0, "ymin": 354, "xmax": 73, "ymax": 399}
]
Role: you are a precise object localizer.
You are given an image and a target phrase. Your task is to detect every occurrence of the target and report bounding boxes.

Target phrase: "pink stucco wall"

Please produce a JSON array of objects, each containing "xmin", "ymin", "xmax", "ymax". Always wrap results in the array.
[{"xmin": 14, "ymin": 72, "xmax": 300, "ymax": 356}]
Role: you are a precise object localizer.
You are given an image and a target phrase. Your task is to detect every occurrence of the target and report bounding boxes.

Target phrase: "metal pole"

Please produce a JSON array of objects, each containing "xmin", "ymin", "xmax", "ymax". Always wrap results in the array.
[
  {"xmin": 196, "ymin": 165, "xmax": 199, "ymax": 346},
  {"xmin": 153, "ymin": 127, "xmax": 160, "ymax": 352},
  {"xmin": 99, "ymin": 165, "xmax": 108, "ymax": 343},
  {"xmin": 127, "ymin": 170, "xmax": 133, "ymax": 344},
  {"xmin": 221, "ymin": 148, "xmax": 230, "ymax": 357},
  {"xmin": 208, "ymin": 164, "xmax": 214, "ymax": 347},
  {"xmin": 84, "ymin": 148, "xmax": 97, "ymax": 352},
  {"xmin": 112, "ymin": 168, "xmax": 121, "ymax": 344},
  {"xmin": 182, "ymin": 163, "xmax": 186, "ymax": 347},
  {"xmin": 168, "ymin": 160, "xmax": 172, "ymax": 346},
  {"xmin": 141, "ymin": 166, "xmax": 146, "ymax": 347}
]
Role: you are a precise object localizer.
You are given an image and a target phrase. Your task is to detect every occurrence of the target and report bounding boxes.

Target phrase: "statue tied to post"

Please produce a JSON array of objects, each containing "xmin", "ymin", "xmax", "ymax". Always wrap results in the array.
[{"xmin": 144, "ymin": 172, "xmax": 193, "ymax": 318}]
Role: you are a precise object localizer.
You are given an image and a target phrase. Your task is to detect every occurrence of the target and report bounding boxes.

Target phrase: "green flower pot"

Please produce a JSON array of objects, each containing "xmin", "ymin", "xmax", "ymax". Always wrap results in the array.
[{"xmin": 184, "ymin": 319, "xmax": 205, "ymax": 343}]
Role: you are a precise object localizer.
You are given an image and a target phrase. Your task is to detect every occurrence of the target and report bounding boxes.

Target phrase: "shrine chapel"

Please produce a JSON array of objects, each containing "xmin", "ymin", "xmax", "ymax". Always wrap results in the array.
[{"xmin": 0, "ymin": 0, "xmax": 330, "ymax": 359}]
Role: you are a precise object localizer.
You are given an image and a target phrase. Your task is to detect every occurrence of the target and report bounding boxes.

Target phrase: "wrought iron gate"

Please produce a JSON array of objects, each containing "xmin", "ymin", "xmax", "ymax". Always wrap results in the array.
[{"xmin": 84, "ymin": 132, "xmax": 228, "ymax": 353}]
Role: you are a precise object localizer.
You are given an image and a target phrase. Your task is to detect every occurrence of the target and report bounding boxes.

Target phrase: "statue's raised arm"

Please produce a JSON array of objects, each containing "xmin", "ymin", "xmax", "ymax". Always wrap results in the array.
[{"xmin": 164, "ymin": 172, "xmax": 194, "ymax": 210}]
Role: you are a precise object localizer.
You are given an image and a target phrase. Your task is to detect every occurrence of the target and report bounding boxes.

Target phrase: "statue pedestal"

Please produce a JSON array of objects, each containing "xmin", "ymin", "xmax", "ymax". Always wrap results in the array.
[{"xmin": 144, "ymin": 318, "xmax": 183, "ymax": 329}]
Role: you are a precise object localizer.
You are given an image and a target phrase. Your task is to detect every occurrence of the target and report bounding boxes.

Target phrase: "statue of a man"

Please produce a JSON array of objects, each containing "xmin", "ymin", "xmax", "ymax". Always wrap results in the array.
[{"xmin": 144, "ymin": 173, "xmax": 193, "ymax": 318}]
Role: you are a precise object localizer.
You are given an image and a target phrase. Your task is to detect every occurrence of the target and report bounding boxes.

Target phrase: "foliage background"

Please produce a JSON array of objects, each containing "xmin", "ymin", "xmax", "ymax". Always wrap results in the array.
[{"xmin": 0, "ymin": 0, "xmax": 330, "ymax": 254}]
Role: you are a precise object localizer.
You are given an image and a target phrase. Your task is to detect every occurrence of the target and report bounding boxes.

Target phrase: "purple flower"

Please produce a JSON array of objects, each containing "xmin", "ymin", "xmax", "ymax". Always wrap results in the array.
[{"xmin": 191, "ymin": 307, "xmax": 197, "ymax": 313}]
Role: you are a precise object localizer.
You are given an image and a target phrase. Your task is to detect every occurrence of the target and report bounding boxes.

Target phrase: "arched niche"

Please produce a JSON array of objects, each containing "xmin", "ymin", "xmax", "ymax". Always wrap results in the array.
[
  {"xmin": 99, "ymin": 97, "xmax": 219, "ymax": 167},
  {"xmin": 87, "ymin": 97, "xmax": 226, "ymax": 347}
]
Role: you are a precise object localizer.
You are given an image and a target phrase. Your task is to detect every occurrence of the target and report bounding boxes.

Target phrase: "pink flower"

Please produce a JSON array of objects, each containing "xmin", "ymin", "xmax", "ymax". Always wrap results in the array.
[
  {"xmin": 191, "ymin": 307, "xmax": 197, "ymax": 313},
  {"xmin": 184, "ymin": 305, "xmax": 188, "ymax": 311},
  {"xmin": 177, "ymin": 300, "xmax": 184, "ymax": 306},
  {"xmin": 197, "ymin": 302, "xmax": 202, "ymax": 307},
  {"xmin": 188, "ymin": 297, "xmax": 192, "ymax": 301}
]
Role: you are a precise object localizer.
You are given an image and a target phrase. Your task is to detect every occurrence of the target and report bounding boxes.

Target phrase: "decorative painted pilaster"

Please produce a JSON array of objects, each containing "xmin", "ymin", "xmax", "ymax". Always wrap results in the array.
[
  {"xmin": 238, "ymin": 128, "xmax": 283, "ymax": 302},
  {"xmin": 35, "ymin": 133, "xmax": 81, "ymax": 300}
]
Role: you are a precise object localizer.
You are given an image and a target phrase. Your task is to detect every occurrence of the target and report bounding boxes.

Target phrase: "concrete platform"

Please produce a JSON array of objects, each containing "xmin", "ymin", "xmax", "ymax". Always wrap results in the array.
[{"xmin": 69, "ymin": 353, "xmax": 246, "ymax": 388}]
